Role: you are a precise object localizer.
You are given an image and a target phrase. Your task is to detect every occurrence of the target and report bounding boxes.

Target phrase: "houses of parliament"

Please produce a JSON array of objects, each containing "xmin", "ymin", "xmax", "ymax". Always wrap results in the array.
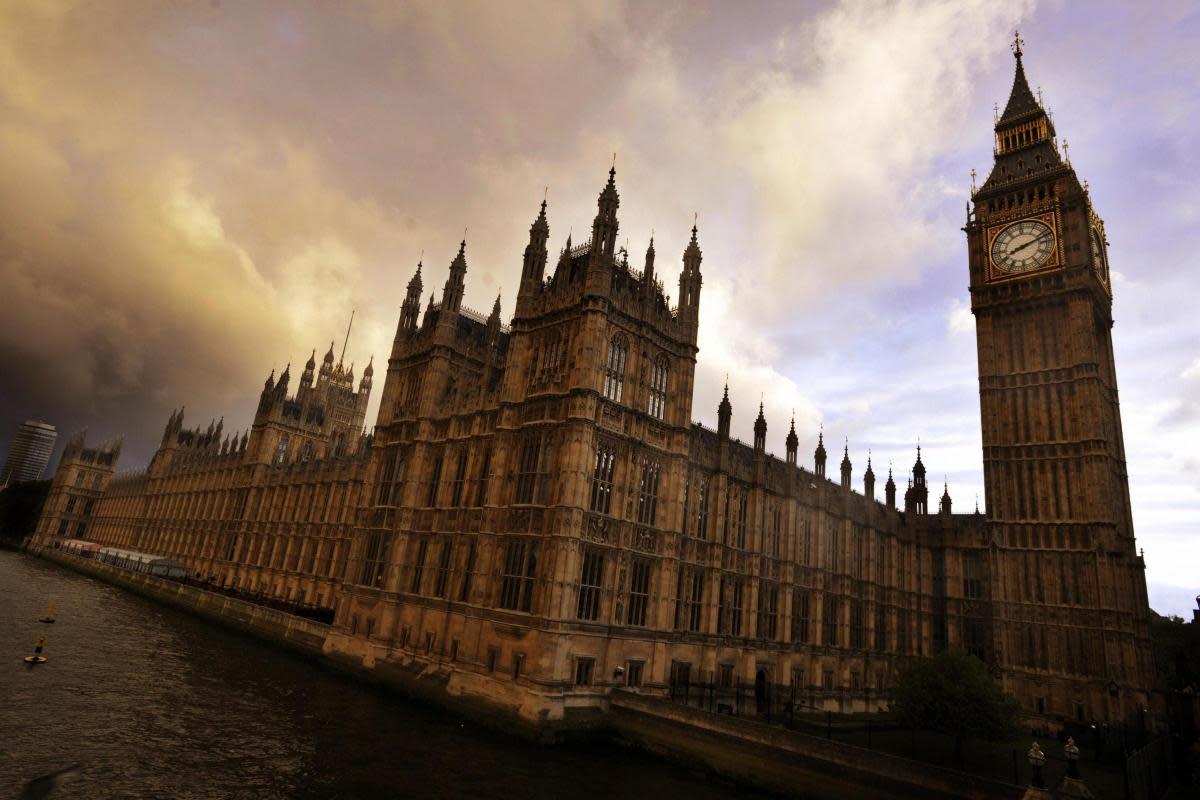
[{"xmin": 32, "ymin": 41, "xmax": 1155, "ymax": 730}]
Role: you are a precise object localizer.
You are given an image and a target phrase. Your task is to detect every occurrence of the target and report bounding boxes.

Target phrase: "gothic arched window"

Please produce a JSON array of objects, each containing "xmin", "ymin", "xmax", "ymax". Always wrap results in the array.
[
  {"xmin": 648, "ymin": 356, "xmax": 668, "ymax": 420},
  {"xmin": 274, "ymin": 434, "xmax": 290, "ymax": 465},
  {"xmin": 589, "ymin": 443, "xmax": 616, "ymax": 515},
  {"xmin": 603, "ymin": 334, "xmax": 627, "ymax": 403}
]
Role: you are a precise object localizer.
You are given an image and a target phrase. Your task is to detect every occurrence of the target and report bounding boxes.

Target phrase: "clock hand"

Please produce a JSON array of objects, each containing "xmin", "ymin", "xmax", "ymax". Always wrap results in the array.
[{"xmin": 1009, "ymin": 233, "xmax": 1049, "ymax": 258}]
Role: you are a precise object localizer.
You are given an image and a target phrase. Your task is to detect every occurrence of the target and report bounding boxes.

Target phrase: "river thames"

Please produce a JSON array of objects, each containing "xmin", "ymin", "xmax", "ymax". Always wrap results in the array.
[{"xmin": 1, "ymin": 551, "xmax": 762, "ymax": 799}]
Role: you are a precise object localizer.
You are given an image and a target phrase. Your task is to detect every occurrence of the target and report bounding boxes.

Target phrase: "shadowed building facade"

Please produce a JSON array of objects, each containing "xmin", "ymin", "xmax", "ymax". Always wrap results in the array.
[{"xmin": 32, "ymin": 43, "xmax": 1155, "ymax": 730}]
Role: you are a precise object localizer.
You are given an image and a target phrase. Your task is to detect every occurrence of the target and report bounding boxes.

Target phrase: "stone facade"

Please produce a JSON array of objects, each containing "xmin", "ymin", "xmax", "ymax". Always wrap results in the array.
[{"xmin": 32, "ymin": 44, "xmax": 1155, "ymax": 730}]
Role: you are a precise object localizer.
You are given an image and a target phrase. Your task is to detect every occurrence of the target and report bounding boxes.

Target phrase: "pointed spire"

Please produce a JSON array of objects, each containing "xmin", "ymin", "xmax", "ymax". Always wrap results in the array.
[
  {"xmin": 363, "ymin": 355, "xmax": 374, "ymax": 378},
  {"xmin": 717, "ymin": 378, "xmax": 732, "ymax": 440},
  {"xmin": 521, "ymin": 194, "xmax": 550, "ymax": 291},
  {"xmin": 753, "ymin": 400, "xmax": 767, "ymax": 451},
  {"xmin": 400, "ymin": 259, "xmax": 425, "ymax": 333},
  {"xmin": 684, "ymin": 217, "xmax": 701, "ymax": 263},
  {"xmin": 814, "ymin": 425, "xmax": 827, "ymax": 478},
  {"xmin": 840, "ymin": 437, "xmax": 852, "ymax": 489},
  {"xmin": 785, "ymin": 412, "xmax": 799, "ymax": 454},
  {"xmin": 443, "ymin": 239, "xmax": 468, "ymax": 312},
  {"xmin": 999, "ymin": 30, "xmax": 1040, "ymax": 123},
  {"xmin": 642, "ymin": 234, "xmax": 657, "ymax": 298},
  {"xmin": 305, "ymin": 349, "xmax": 316, "ymax": 371},
  {"xmin": 591, "ymin": 162, "xmax": 620, "ymax": 259}
]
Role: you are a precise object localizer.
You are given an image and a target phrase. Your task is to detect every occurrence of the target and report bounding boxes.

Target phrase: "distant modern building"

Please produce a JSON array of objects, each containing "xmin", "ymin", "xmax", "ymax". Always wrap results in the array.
[{"xmin": 1, "ymin": 420, "xmax": 58, "ymax": 488}]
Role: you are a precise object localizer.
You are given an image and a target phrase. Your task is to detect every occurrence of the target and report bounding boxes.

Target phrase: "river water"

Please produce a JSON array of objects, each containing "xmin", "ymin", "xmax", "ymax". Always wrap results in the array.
[{"xmin": 1, "ymin": 552, "xmax": 761, "ymax": 799}]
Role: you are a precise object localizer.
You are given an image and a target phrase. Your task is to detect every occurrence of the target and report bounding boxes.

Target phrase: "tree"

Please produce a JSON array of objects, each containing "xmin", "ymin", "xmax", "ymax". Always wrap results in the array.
[
  {"xmin": 890, "ymin": 649, "xmax": 1022, "ymax": 761},
  {"xmin": 0, "ymin": 480, "xmax": 50, "ymax": 543}
]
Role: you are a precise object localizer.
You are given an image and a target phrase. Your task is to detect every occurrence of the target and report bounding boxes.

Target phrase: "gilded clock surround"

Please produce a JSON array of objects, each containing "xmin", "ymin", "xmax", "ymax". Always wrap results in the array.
[{"xmin": 985, "ymin": 210, "xmax": 1061, "ymax": 282}]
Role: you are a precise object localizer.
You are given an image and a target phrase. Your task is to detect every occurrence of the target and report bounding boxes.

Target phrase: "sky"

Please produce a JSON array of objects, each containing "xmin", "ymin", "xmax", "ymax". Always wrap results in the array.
[{"xmin": 0, "ymin": 0, "xmax": 1196, "ymax": 615}]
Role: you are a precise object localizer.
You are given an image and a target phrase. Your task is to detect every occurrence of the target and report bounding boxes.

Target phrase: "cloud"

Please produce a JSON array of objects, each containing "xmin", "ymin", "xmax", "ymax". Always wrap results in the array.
[{"xmin": 1, "ymin": 1, "xmax": 1198, "ymax": 618}]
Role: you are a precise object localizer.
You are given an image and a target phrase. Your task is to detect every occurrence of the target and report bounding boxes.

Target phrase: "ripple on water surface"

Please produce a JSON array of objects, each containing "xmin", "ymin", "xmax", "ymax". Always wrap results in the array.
[{"xmin": 1, "ymin": 553, "xmax": 760, "ymax": 799}]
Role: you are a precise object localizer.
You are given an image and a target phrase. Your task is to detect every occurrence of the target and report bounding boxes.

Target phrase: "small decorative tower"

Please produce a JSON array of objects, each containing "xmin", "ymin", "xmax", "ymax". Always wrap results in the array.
[
  {"xmin": 717, "ymin": 381, "xmax": 732, "ymax": 440},
  {"xmin": 814, "ymin": 428, "xmax": 827, "ymax": 479},
  {"xmin": 360, "ymin": 357, "xmax": 374, "ymax": 394},
  {"xmin": 443, "ymin": 241, "xmax": 468, "ymax": 314},
  {"xmin": 399, "ymin": 261, "xmax": 423, "ymax": 333},
  {"xmin": 591, "ymin": 165, "xmax": 620, "ymax": 261},
  {"xmin": 678, "ymin": 223, "xmax": 703, "ymax": 340},
  {"xmin": 520, "ymin": 198, "xmax": 550, "ymax": 296},
  {"xmin": 486, "ymin": 293, "xmax": 502, "ymax": 347},
  {"xmin": 300, "ymin": 350, "xmax": 316, "ymax": 390},
  {"xmin": 320, "ymin": 343, "xmax": 335, "ymax": 379},
  {"xmin": 840, "ymin": 440, "xmax": 852, "ymax": 490},
  {"xmin": 911, "ymin": 445, "xmax": 928, "ymax": 514},
  {"xmin": 885, "ymin": 465, "xmax": 897, "ymax": 511},
  {"xmin": 940, "ymin": 480, "xmax": 952, "ymax": 516},
  {"xmin": 641, "ymin": 236, "xmax": 656, "ymax": 301},
  {"xmin": 753, "ymin": 402, "xmax": 767, "ymax": 452},
  {"xmin": 785, "ymin": 414, "xmax": 798, "ymax": 467},
  {"xmin": 864, "ymin": 452, "xmax": 875, "ymax": 500}
]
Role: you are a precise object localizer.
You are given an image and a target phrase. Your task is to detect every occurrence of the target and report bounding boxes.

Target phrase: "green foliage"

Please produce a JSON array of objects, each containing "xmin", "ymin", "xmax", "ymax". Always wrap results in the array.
[
  {"xmin": 0, "ymin": 480, "xmax": 51, "ymax": 542},
  {"xmin": 890, "ymin": 650, "xmax": 1022, "ymax": 747},
  {"xmin": 1150, "ymin": 612, "xmax": 1200, "ymax": 692}
]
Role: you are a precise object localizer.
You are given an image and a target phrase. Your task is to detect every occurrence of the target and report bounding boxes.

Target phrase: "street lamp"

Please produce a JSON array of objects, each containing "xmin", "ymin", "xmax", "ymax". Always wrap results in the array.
[
  {"xmin": 1027, "ymin": 741, "xmax": 1046, "ymax": 788},
  {"xmin": 1064, "ymin": 736, "xmax": 1080, "ymax": 779}
]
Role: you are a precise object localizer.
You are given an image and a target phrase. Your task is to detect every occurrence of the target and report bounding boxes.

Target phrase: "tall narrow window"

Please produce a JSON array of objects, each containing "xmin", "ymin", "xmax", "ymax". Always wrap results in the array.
[
  {"xmin": 792, "ymin": 590, "xmax": 811, "ymax": 643},
  {"xmin": 410, "ymin": 539, "xmax": 429, "ymax": 594},
  {"xmin": 603, "ymin": 335, "xmax": 627, "ymax": 402},
  {"xmin": 681, "ymin": 477, "xmax": 690, "ymax": 537},
  {"xmin": 730, "ymin": 579, "xmax": 744, "ymax": 636},
  {"xmin": 576, "ymin": 549, "xmax": 604, "ymax": 620},
  {"xmin": 757, "ymin": 583, "xmax": 778, "ymax": 640},
  {"xmin": 474, "ymin": 445, "xmax": 491, "ymax": 507},
  {"xmin": 433, "ymin": 538, "xmax": 453, "ymax": 598},
  {"xmin": 695, "ymin": 478, "xmax": 709, "ymax": 540},
  {"xmin": 718, "ymin": 577, "xmax": 730, "ymax": 634},
  {"xmin": 822, "ymin": 595, "xmax": 840, "ymax": 647},
  {"xmin": 722, "ymin": 489, "xmax": 732, "ymax": 544},
  {"xmin": 626, "ymin": 558, "xmax": 651, "ymax": 627},
  {"xmin": 771, "ymin": 507, "xmax": 782, "ymax": 558},
  {"xmin": 426, "ymin": 451, "xmax": 444, "ymax": 507},
  {"xmin": 850, "ymin": 599, "xmax": 865, "ymax": 649},
  {"xmin": 963, "ymin": 552, "xmax": 983, "ymax": 599},
  {"xmin": 673, "ymin": 570, "xmax": 686, "ymax": 629},
  {"xmin": 514, "ymin": 431, "xmax": 552, "ymax": 505},
  {"xmin": 274, "ymin": 434, "xmax": 290, "ymax": 465},
  {"xmin": 358, "ymin": 531, "xmax": 391, "ymax": 588},
  {"xmin": 648, "ymin": 356, "xmax": 668, "ymax": 419},
  {"xmin": 499, "ymin": 539, "xmax": 539, "ymax": 612},
  {"xmin": 459, "ymin": 541, "xmax": 477, "ymax": 602},
  {"xmin": 590, "ymin": 444, "xmax": 616, "ymax": 514},
  {"xmin": 874, "ymin": 604, "xmax": 887, "ymax": 651},
  {"xmin": 376, "ymin": 451, "xmax": 397, "ymax": 506},
  {"xmin": 636, "ymin": 457, "xmax": 660, "ymax": 526},
  {"xmin": 687, "ymin": 570, "xmax": 705, "ymax": 632},
  {"xmin": 449, "ymin": 448, "xmax": 468, "ymax": 508},
  {"xmin": 736, "ymin": 493, "xmax": 748, "ymax": 549}
]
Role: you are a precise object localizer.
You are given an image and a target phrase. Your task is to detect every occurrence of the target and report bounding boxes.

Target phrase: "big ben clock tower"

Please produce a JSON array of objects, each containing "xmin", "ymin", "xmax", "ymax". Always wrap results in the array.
[{"xmin": 966, "ymin": 34, "xmax": 1154, "ymax": 723}]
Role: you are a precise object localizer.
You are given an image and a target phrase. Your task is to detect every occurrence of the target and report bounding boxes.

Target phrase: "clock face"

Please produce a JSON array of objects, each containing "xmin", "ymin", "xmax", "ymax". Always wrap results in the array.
[
  {"xmin": 1091, "ymin": 229, "xmax": 1109, "ymax": 283},
  {"xmin": 991, "ymin": 220, "xmax": 1056, "ymax": 274}
]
